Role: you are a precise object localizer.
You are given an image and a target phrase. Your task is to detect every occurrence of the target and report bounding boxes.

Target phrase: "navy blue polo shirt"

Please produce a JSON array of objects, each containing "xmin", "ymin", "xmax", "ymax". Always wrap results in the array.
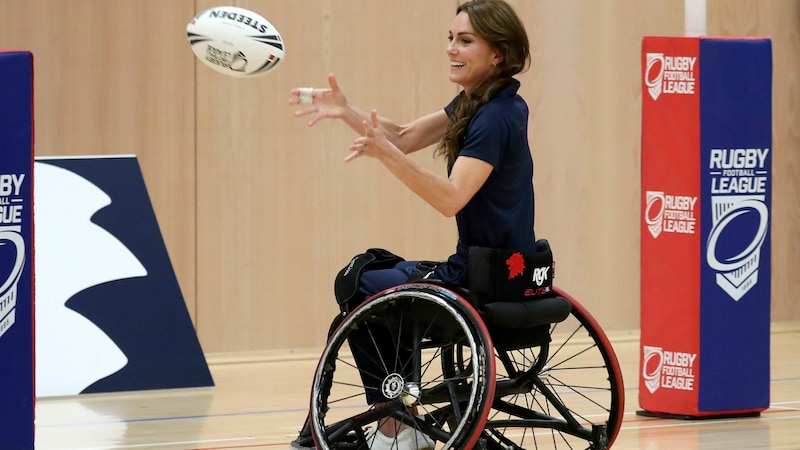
[{"xmin": 435, "ymin": 80, "xmax": 536, "ymax": 286}]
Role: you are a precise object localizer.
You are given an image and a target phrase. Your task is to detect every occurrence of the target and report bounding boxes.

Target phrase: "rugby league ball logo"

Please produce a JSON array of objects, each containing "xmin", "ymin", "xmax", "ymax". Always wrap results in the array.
[
  {"xmin": 0, "ymin": 172, "xmax": 27, "ymax": 342},
  {"xmin": 707, "ymin": 148, "xmax": 770, "ymax": 301},
  {"xmin": 0, "ymin": 228, "xmax": 25, "ymax": 340},
  {"xmin": 645, "ymin": 52, "xmax": 697, "ymax": 101},
  {"xmin": 645, "ymin": 191, "xmax": 697, "ymax": 238},
  {"xmin": 642, "ymin": 345, "xmax": 697, "ymax": 393}
]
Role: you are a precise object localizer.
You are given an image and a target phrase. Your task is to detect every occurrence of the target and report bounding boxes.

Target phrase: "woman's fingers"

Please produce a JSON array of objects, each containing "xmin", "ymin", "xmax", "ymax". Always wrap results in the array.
[
  {"xmin": 344, "ymin": 146, "xmax": 363, "ymax": 163},
  {"xmin": 345, "ymin": 136, "xmax": 369, "ymax": 163},
  {"xmin": 297, "ymin": 87, "xmax": 314, "ymax": 104},
  {"xmin": 288, "ymin": 87, "xmax": 314, "ymax": 105},
  {"xmin": 371, "ymin": 109, "xmax": 380, "ymax": 128},
  {"xmin": 361, "ymin": 119, "xmax": 372, "ymax": 136},
  {"xmin": 328, "ymin": 73, "xmax": 340, "ymax": 93}
]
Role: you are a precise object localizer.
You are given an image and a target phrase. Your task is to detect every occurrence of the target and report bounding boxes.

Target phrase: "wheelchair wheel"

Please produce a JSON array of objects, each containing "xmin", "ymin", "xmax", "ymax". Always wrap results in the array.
[
  {"xmin": 481, "ymin": 287, "xmax": 625, "ymax": 450},
  {"xmin": 309, "ymin": 283, "xmax": 496, "ymax": 449}
]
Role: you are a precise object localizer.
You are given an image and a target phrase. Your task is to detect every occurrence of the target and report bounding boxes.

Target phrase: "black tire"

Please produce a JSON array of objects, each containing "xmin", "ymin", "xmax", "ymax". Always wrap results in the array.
[
  {"xmin": 309, "ymin": 283, "xmax": 497, "ymax": 449},
  {"xmin": 481, "ymin": 286, "xmax": 625, "ymax": 449}
]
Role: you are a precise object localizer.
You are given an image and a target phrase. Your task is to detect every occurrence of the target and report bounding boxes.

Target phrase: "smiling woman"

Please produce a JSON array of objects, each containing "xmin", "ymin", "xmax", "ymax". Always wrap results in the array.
[
  {"xmin": 287, "ymin": 1, "xmax": 535, "ymax": 448},
  {"xmin": 446, "ymin": 15, "xmax": 502, "ymax": 94},
  {"xmin": 446, "ymin": 1, "xmax": 530, "ymax": 93}
]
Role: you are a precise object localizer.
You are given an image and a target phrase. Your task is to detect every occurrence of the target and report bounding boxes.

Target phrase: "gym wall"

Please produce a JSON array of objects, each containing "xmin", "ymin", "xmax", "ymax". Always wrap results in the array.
[{"xmin": 0, "ymin": 0, "xmax": 797, "ymax": 352}]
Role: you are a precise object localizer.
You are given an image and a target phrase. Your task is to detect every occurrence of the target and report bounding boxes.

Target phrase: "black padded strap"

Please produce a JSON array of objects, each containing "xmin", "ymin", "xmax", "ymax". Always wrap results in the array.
[
  {"xmin": 468, "ymin": 239, "xmax": 555, "ymax": 302},
  {"xmin": 406, "ymin": 261, "xmax": 442, "ymax": 282},
  {"xmin": 333, "ymin": 248, "xmax": 405, "ymax": 309}
]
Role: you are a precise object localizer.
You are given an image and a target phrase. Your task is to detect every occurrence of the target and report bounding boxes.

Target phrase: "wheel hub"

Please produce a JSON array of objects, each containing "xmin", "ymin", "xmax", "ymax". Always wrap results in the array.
[
  {"xmin": 381, "ymin": 373, "xmax": 405, "ymax": 400},
  {"xmin": 381, "ymin": 374, "xmax": 421, "ymax": 406}
]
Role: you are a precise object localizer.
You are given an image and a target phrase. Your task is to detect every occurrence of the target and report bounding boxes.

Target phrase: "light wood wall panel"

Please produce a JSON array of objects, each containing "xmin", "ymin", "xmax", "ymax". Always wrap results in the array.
[
  {"xmin": 2, "ymin": 0, "xmax": 798, "ymax": 353},
  {"xmin": 511, "ymin": 1, "xmax": 685, "ymax": 332},
  {"xmin": 194, "ymin": 0, "xmax": 459, "ymax": 351},
  {"xmin": 0, "ymin": 0, "xmax": 199, "ymax": 320}
]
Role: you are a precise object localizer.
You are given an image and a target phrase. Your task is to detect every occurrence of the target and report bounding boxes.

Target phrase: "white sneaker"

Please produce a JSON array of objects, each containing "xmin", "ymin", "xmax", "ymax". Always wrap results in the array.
[
  {"xmin": 365, "ymin": 426, "xmax": 435, "ymax": 450},
  {"xmin": 288, "ymin": 439, "xmax": 315, "ymax": 449}
]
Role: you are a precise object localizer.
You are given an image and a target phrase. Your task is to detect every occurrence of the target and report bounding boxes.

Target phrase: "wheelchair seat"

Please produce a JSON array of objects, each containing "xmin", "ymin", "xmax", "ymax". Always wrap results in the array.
[
  {"xmin": 418, "ymin": 280, "xmax": 572, "ymax": 328},
  {"xmin": 414, "ymin": 280, "xmax": 573, "ymax": 348},
  {"xmin": 478, "ymin": 295, "xmax": 573, "ymax": 351},
  {"xmin": 478, "ymin": 295, "xmax": 572, "ymax": 329}
]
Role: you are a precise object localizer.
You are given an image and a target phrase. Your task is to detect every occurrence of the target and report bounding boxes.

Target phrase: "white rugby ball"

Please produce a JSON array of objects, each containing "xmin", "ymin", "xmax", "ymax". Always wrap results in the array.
[{"xmin": 187, "ymin": 6, "xmax": 284, "ymax": 77}]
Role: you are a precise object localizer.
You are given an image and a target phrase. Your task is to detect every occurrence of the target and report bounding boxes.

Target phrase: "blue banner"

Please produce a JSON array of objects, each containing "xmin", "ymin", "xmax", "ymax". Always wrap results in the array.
[
  {"xmin": 0, "ymin": 51, "xmax": 35, "ymax": 450},
  {"xmin": 699, "ymin": 38, "xmax": 772, "ymax": 412}
]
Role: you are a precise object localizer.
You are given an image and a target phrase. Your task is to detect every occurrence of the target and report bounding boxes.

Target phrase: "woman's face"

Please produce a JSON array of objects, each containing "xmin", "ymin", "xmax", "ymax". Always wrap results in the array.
[{"xmin": 447, "ymin": 11, "xmax": 502, "ymax": 94}]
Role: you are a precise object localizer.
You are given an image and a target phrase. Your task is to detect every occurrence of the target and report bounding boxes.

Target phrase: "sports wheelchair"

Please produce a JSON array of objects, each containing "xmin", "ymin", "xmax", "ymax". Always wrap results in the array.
[{"xmin": 292, "ymin": 282, "xmax": 624, "ymax": 449}]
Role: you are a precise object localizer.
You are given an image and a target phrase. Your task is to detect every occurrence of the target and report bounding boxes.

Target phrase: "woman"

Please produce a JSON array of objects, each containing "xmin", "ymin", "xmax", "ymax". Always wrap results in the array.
[{"xmin": 289, "ymin": 1, "xmax": 533, "ymax": 448}]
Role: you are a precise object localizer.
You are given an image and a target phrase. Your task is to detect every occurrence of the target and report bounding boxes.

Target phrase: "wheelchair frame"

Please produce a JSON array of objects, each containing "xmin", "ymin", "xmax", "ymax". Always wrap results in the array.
[{"xmin": 292, "ymin": 283, "xmax": 624, "ymax": 450}]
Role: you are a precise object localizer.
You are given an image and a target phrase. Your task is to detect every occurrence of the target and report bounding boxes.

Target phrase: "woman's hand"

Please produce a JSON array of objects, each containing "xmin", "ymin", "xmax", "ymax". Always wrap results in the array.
[
  {"xmin": 289, "ymin": 73, "xmax": 348, "ymax": 127},
  {"xmin": 347, "ymin": 111, "xmax": 492, "ymax": 216},
  {"xmin": 347, "ymin": 110, "xmax": 397, "ymax": 163}
]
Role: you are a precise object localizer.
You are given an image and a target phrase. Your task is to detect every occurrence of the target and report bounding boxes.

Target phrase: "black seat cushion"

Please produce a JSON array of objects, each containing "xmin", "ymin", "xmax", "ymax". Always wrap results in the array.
[{"xmin": 479, "ymin": 296, "xmax": 572, "ymax": 330}]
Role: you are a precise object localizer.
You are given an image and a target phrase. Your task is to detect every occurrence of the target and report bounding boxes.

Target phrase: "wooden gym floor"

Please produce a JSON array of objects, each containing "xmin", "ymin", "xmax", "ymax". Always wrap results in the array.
[{"xmin": 35, "ymin": 322, "xmax": 800, "ymax": 449}]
